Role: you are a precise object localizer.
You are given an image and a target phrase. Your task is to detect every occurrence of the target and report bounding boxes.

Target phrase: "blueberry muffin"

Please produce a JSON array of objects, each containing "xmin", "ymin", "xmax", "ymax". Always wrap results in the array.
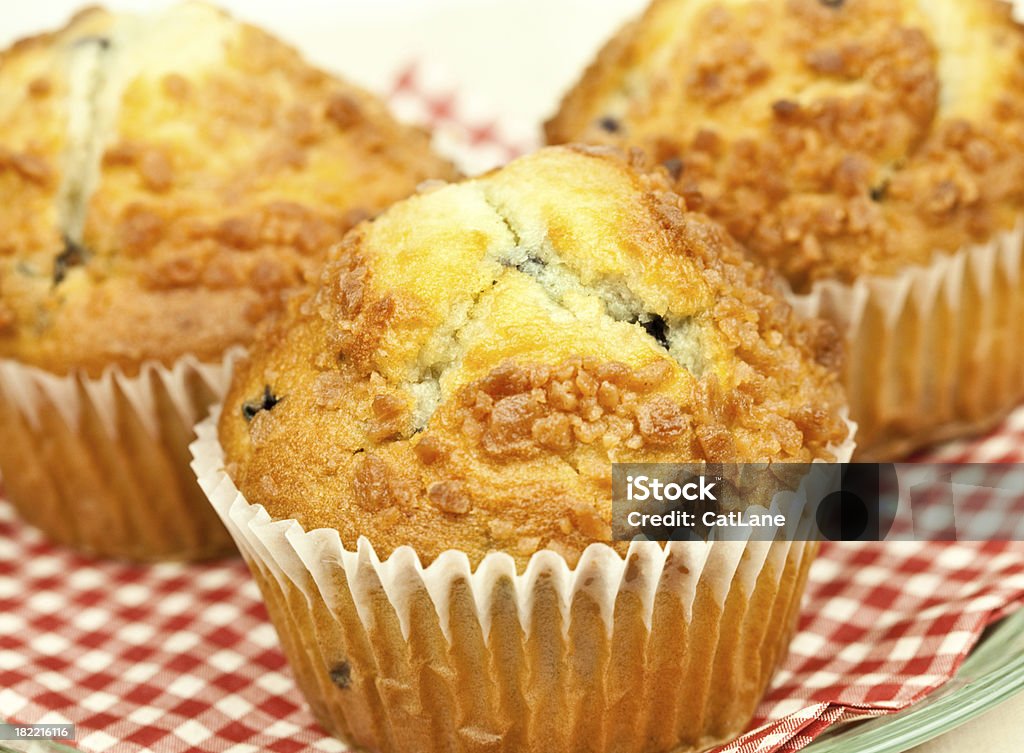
[
  {"xmin": 547, "ymin": 0, "xmax": 1024, "ymax": 458},
  {"xmin": 195, "ymin": 146, "xmax": 853, "ymax": 753},
  {"xmin": 0, "ymin": 2, "xmax": 455, "ymax": 560}
]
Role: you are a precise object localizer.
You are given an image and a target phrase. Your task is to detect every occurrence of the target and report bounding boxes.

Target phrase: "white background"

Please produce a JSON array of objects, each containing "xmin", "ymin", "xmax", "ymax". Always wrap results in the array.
[
  {"xmin": 0, "ymin": 0, "xmax": 647, "ymax": 151},
  {"xmin": 2, "ymin": 2, "xmax": 1022, "ymax": 751}
]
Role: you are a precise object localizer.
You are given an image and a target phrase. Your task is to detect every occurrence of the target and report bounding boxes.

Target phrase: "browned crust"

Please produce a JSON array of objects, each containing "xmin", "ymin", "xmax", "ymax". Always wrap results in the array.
[
  {"xmin": 0, "ymin": 5, "xmax": 456, "ymax": 376},
  {"xmin": 546, "ymin": 0, "xmax": 1024, "ymax": 290},
  {"xmin": 219, "ymin": 146, "xmax": 849, "ymax": 568}
]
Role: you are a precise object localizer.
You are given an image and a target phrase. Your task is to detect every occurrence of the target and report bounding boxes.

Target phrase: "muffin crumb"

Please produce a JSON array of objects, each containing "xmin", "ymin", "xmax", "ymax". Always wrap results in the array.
[{"xmin": 219, "ymin": 147, "xmax": 849, "ymax": 569}]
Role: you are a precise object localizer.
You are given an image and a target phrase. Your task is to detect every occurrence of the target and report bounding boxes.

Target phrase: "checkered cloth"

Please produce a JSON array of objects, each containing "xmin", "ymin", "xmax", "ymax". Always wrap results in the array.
[
  {"xmin": 3, "ymin": 62, "xmax": 1024, "ymax": 753},
  {"xmin": 387, "ymin": 61, "xmax": 536, "ymax": 173},
  {"xmin": 0, "ymin": 516, "xmax": 340, "ymax": 753}
]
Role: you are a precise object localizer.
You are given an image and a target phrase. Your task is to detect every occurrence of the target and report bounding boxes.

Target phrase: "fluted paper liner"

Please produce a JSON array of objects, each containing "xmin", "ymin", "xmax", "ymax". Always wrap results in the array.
[
  {"xmin": 788, "ymin": 220, "xmax": 1024, "ymax": 460},
  {"xmin": 192, "ymin": 412, "xmax": 854, "ymax": 753},
  {"xmin": 0, "ymin": 350, "xmax": 242, "ymax": 561}
]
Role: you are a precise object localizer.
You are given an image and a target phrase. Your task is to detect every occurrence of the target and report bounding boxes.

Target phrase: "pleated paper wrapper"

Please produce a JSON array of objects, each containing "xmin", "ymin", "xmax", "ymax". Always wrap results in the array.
[
  {"xmin": 788, "ymin": 219, "xmax": 1024, "ymax": 460},
  {"xmin": 0, "ymin": 350, "xmax": 242, "ymax": 561},
  {"xmin": 191, "ymin": 410, "xmax": 855, "ymax": 753}
]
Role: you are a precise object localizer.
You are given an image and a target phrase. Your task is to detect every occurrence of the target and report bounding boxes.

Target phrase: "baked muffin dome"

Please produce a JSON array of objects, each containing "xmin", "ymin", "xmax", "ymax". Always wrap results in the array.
[
  {"xmin": 0, "ymin": 2, "xmax": 455, "ymax": 376},
  {"xmin": 0, "ymin": 2, "xmax": 455, "ymax": 562},
  {"xmin": 219, "ymin": 145, "xmax": 850, "ymax": 568},
  {"xmin": 546, "ymin": 0, "xmax": 1024, "ymax": 292}
]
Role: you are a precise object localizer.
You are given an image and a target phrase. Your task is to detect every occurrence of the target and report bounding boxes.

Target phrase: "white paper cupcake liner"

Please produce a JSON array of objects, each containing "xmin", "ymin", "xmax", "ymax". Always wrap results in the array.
[
  {"xmin": 191, "ymin": 410, "xmax": 853, "ymax": 753},
  {"xmin": 788, "ymin": 220, "xmax": 1024, "ymax": 460},
  {"xmin": 0, "ymin": 349, "xmax": 243, "ymax": 560}
]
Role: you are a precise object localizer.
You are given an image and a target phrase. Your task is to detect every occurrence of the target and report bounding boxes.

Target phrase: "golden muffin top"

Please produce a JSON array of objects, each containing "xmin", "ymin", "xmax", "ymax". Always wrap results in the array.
[
  {"xmin": 0, "ymin": 3, "xmax": 455, "ymax": 376},
  {"xmin": 546, "ymin": 0, "xmax": 1024, "ymax": 291},
  {"xmin": 219, "ymin": 146, "xmax": 850, "ymax": 568}
]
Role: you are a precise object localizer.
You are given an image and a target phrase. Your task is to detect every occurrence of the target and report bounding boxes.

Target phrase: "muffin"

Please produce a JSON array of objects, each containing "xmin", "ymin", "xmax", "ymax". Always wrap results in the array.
[
  {"xmin": 0, "ymin": 2, "xmax": 455, "ymax": 560},
  {"xmin": 192, "ymin": 146, "xmax": 853, "ymax": 753},
  {"xmin": 546, "ymin": 0, "xmax": 1024, "ymax": 459}
]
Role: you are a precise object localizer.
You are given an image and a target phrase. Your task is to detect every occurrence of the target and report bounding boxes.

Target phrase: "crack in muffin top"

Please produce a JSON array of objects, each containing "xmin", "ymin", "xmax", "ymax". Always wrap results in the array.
[
  {"xmin": 220, "ymin": 146, "xmax": 850, "ymax": 568},
  {"xmin": 546, "ymin": 0, "xmax": 1024, "ymax": 291},
  {"xmin": 0, "ymin": 2, "xmax": 455, "ymax": 376}
]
